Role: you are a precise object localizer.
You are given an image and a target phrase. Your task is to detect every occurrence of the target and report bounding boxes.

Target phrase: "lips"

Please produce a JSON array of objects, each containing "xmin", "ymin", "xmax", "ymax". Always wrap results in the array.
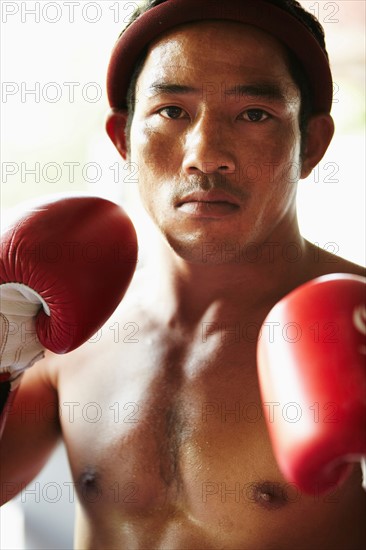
[
  {"xmin": 176, "ymin": 190, "xmax": 240, "ymax": 218},
  {"xmin": 176, "ymin": 189, "xmax": 240, "ymax": 206}
]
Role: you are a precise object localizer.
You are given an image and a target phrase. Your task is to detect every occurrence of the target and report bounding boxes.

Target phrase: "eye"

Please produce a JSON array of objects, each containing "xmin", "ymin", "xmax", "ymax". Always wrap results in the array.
[
  {"xmin": 158, "ymin": 106, "xmax": 188, "ymax": 119},
  {"xmin": 240, "ymin": 109, "xmax": 270, "ymax": 122}
]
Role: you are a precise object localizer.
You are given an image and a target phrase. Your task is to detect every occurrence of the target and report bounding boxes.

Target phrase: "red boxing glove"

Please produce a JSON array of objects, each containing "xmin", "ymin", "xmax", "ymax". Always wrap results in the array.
[
  {"xmin": 0, "ymin": 196, "xmax": 138, "ymax": 431},
  {"xmin": 257, "ymin": 274, "xmax": 366, "ymax": 495}
]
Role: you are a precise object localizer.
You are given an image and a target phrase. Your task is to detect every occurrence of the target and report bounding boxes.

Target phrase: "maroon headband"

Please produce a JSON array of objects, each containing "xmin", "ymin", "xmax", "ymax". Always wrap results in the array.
[{"xmin": 107, "ymin": 0, "xmax": 333, "ymax": 114}]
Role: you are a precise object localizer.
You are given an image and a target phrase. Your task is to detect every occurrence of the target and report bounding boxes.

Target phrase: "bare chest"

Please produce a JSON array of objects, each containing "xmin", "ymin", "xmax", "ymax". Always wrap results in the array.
[
  {"xmin": 57, "ymin": 324, "xmax": 277, "ymax": 511},
  {"xmin": 55, "ymin": 317, "xmax": 366, "ymax": 548}
]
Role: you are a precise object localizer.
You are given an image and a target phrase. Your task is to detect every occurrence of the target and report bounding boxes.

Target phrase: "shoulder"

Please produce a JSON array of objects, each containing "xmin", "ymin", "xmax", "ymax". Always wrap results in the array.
[{"xmin": 305, "ymin": 240, "xmax": 365, "ymax": 279}]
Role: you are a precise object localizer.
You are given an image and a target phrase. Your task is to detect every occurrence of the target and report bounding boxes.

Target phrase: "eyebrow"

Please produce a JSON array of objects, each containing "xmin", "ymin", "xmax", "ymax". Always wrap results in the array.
[
  {"xmin": 224, "ymin": 84, "xmax": 287, "ymax": 102},
  {"xmin": 147, "ymin": 82, "xmax": 288, "ymax": 102},
  {"xmin": 147, "ymin": 83, "xmax": 199, "ymax": 96}
]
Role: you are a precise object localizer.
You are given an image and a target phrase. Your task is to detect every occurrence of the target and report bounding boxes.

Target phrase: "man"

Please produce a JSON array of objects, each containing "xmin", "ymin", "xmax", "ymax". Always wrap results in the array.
[{"xmin": 1, "ymin": 0, "xmax": 365, "ymax": 548}]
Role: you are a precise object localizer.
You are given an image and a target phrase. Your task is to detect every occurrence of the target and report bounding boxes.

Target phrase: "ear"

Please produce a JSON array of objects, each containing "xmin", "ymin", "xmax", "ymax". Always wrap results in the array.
[
  {"xmin": 300, "ymin": 114, "xmax": 335, "ymax": 179},
  {"xmin": 106, "ymin": 109, "xmax": 129, "ymax": 160}
]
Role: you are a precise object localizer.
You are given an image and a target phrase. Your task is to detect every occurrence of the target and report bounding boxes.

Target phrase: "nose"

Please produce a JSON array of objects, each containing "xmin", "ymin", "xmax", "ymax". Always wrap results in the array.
[{"xmin": 182, "ymin": 114, "xmax": 236, "ymax": 175}]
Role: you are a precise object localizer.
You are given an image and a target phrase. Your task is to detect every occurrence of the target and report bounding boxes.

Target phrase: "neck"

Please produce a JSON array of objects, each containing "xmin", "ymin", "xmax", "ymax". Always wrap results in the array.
[{"xmin": 142, "ymin": 216, "xmax": 312, "ymax": 328}]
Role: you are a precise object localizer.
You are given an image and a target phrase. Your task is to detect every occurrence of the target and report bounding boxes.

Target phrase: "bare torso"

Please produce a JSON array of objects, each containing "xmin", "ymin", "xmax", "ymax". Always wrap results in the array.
[{"xmin": 44, "ymin": 244, "xmax": 366, "ymax": 549}]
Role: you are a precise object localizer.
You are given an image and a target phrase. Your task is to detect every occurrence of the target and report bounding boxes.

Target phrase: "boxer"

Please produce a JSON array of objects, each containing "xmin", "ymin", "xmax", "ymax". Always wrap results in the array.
[{"xmin": 1, "ymin": 1, "xmax": 365, "ymax": 548}]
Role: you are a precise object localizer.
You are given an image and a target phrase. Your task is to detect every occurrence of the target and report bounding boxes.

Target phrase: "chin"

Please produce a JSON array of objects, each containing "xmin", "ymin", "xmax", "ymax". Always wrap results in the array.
[{"xmin": 163, "ymin": 231, "xmax": 246, "ymax": 266}]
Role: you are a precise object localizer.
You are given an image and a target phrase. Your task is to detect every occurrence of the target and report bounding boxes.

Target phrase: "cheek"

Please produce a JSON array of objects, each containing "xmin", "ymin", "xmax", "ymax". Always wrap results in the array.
[
  {"xmin": 130, "ymin": 123, "xmax": 161, "ymax": 194},
  {"xmin": 273, "ymin": 137, "xmax": 302, "ymax": 187},
  {"xmin": 129, "ymin": 123, "xmax": 168, "ymax": 218},
  {"xmin": 130, "ymin": 121, "xmax": 157, "ymax": 162},
  {"xmin": 247, "ymin": 127, "xmax": 301, "ymax": 187},
  {"xmin": 131, "ymin": 119, "xmax": 177, "ymax": 172},
  {"xmin": 130, "ymin": 119, "xmax": 184, "ymax": 210}
]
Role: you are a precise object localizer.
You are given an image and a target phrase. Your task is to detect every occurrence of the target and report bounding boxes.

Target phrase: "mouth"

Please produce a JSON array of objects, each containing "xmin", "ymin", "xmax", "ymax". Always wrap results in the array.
[{"xmin": 176, "ymin": 190, "xmax": 240, "ymax": 218}]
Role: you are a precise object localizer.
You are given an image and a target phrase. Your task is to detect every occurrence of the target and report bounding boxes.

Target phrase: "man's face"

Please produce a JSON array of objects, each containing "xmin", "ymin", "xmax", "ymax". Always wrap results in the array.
[{"xmin": 128, "ymin": 21, "xmax": 302, "ymax": 263}]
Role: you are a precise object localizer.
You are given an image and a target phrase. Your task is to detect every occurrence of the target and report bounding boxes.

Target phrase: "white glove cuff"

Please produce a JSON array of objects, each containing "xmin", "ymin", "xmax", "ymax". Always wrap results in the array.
[{"xmin": 0, "ymin": 283, "xmax": 48, "ymax": 384}]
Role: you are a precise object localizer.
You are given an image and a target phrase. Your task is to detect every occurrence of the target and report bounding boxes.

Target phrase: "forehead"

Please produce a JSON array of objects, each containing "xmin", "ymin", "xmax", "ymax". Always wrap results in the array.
[{"xmin": 137, "ymin": 20, "xmax": 295, "ymax": 91}]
